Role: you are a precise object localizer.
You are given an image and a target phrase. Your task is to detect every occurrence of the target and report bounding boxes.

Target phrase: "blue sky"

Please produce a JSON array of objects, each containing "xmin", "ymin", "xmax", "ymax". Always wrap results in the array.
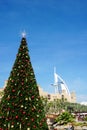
[{"xmin": 0, "ymin": 0, "xmax": 87, "ymax": 103}]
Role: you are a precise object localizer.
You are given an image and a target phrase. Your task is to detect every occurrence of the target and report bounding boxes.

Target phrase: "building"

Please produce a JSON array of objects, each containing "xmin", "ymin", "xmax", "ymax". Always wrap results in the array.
[
  {"xmin": 0, "ymin": 69, "xmax": 76, "ymax": 103},
  {"xmin": 38, "ymin": 85, "xmax": 76, "ymax": 103},
  {"xmin": 0, "ymin": 82, "xmax": 76, "ymax": 103},
  {"xmin": 39, "ymin": 68, "xmax": 76, "ymax": 103}
]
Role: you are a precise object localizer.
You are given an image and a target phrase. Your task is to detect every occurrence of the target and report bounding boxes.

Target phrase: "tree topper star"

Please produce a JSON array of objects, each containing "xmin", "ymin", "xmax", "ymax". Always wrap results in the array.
[{"xmin": 22, "ymin": 31, "xmax": 26, "ymax": 38}]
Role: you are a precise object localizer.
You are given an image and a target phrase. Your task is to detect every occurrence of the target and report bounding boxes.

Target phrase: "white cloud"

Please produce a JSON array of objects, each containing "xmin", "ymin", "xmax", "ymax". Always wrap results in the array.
[
  {"xmin": 80, "ymin": 101, "xmax": 87, "ymax": 106},
  {"xmin": 77, "ymin": 94, "xmax": 87, "ymax": 103}
]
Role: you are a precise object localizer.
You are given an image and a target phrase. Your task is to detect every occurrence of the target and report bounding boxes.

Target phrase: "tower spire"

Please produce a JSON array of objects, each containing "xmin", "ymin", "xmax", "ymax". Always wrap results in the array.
[{"xmin": 54, "ymin": 66, "xmax": 56, "ymax": 74}]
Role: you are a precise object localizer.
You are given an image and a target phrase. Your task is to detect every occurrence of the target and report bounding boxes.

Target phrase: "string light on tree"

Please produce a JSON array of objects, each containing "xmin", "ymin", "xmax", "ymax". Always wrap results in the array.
[{"xmin": 0, "ymin": 35, "xmax": 48, "ymax": 130}]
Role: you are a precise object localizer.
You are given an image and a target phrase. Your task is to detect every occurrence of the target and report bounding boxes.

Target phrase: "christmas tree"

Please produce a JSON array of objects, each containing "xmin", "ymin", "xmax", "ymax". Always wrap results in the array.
[{"xmin": 0, "ymin": 35, "xmax": 48, "ymax": 130}]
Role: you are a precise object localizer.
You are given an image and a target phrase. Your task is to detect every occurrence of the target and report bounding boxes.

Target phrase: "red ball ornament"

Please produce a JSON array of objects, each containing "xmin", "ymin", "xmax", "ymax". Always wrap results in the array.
[
  {"xmin": 7, "ymin": 107, "xmax": 10, "ymax": 110},
  {"xmin": 12, "ymin": 80, "xmax": 14, "ymax": 82},
  {"xmin": 31, "ymin": 118, "xmax": 34, "ymax": 121},
  {"xmin": 20, "ymin": 93, "xmax": 22, "ymax": 96},
  {"xmin": 31, "ymin": 96, "xmax": 34, "ymax": 99},
  {"xmin": 12, "ymin": 89, "xmax": 15, "ymax": 92},
  {"xmin": 20, "ymin": 94, "xmax": 22, "ymax": 96},
  {"xmin": 9, "ymin": 117, "xmax": 12, "ymax": 120},
  {"xmin": 33, "ymin": 125, "xmax": 36, "ymax": 128},
  {"xmin": 7, "ymin": 97, "xmax": 10, "ymax": 100},
  {"xmin": 11, "ymin": 122, "xmax": 14, "ymax": 125},
  {"xmin": 40, "ymin": 122, "xmax": 42, "ymax": 126},
  {"xmin": 21, "ymin": 82, "xmax": 24, "ymax": 85},
  {"xmin": 32, "ymin": 108, "xmax": 34, "ymax": 111},
  {"xmin": 42, "ymin": 118, "xmax": 45, "ymax": 122},
  {"xmin": 15, "ymin": 115, "xmax": 18, "ymax": 119},
  {"xmin": 12, "ymin": 110, "xmax": 14, "ymax": 113},
  {"xmin": 27, "ymin": 123, "xmax": 30, "ymax": 126},
  {"xmin": 22, "ymin": 122, "xmax": 25, "ymax": 125},
  {"xmin": 12, "ymin": 102, "xmax": 14, "ymax": 106},
  {"xmin": 30, "ymin": 90, "xmax": 32, "ymax": 93},
  {"xmin": 22, "ymin": 111, "xmax": 26, "ymax": 114},
  {"xmin": 21, "ymin": 70, "xmax": 23, "ymax": 72},
  {"xmin": 39, "ymin": 109, "xmax": 41, "ymax": 112}
]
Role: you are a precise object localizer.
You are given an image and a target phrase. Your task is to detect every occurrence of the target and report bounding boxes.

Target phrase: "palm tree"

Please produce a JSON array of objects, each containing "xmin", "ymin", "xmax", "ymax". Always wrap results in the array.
[{"xmin": 56, "ymin": 111, "xmax": 75, "ymax": 125}]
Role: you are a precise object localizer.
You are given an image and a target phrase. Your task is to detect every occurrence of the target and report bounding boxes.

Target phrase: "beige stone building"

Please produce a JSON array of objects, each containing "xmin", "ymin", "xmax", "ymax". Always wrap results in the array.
[
  {"xmin": 0, "ymin": 79, "xmax": 76, "ymax": 103},
  {"xmin": 38, "ymin": 86, "xmax": 76, "ymax": 103}
]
